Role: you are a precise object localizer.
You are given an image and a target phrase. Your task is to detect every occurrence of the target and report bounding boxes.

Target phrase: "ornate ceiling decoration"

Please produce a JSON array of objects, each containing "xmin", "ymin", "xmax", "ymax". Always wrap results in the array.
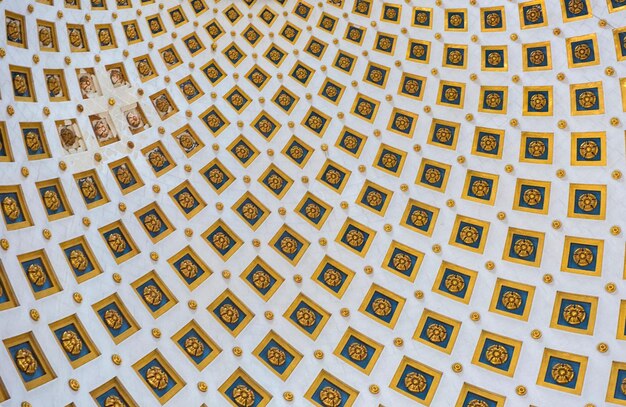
[{"xmin": 0, "ymin": 0, "xmax": 625, "ymax": 406}]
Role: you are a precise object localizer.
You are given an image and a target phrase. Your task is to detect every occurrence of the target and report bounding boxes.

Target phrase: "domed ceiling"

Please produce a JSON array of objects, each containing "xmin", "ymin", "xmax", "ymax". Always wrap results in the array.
[{"xmin": 0, "ymin": 0, "xmax": 625, "ymax": 405}]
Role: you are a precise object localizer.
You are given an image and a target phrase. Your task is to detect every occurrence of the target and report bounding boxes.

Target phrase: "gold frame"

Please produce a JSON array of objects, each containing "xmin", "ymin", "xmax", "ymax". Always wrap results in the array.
[
  {"xmin": 305, "ymin": 370, "xmax": 359, "ymax": 407},
  {"xmin": 0, "ymin": 260, "xmax": 19, "ymax": 311},
  {"xmin": 171, "ymin": 320, "xmax": 221, "ymax": 371},
  {"xmin": 488, "ymin": 277, "xmax": 536, "ymax": 321},
  {"xmin": 400, "ymin": 198, "xmax": 439, "ymax": 237},
  {"xmin": 240, "ymin": 256, "xmax": 284, "ymax": 301},
  {"xmin": 134, "ymin": 202, "xmax": 175, "ymax": 243},
  {"xmin": 253, "ymin": 330, "xmax": 303, "ymax": 380},
  {"xmin": 219, "ymin": 368, "xmax": 272, "ymax": 407},
  {"xmin": 390, "ymin": 355, "xmax": 442, "ymax": 405},
  {"xmin": 207, "ymin": 289, "xmax": 255, "ymax": 337},
  {"xmin": 201, "ymin": 219, "xmax": 243, "ymax": 261},
  {"xmin": 17, "ymin": 249, "xmax": 62, "ymax": 300},
  {"xmin": 10, "ymin": 65, "xmax": 37, "ymax": 102},
  {"xmin": 316, "ymin": 159, "xmax": 352, "ymax": 194},
  {"xmin": 571, "ymin": 131, "xmax": 606, "ymax": 166},
  {"xmin": 167, "ymin": 245, "xmax": 212, "ymax": 291},
  {"xmin": 550, "ymin": 291, "xmax": 598, "ymax": 335},
  {"xmin": 199, "ymin": 158, "xmax": 235, "ymax": 194},
  {"xmin": 43, "ymin": 68, "xmax": 70, "ymax": 102},
  {"xmin": 231, "ymin": 192, "xmax": 270, "ymax": 231},
  {"xmin": 333, "ymin": 327, "xmax": 384, "ymax": 374},
  {"xmin": 89, "ymin": 377, "xmax": 138, "ymax": 407},
  {"xmin": 359, "ymin": 283, "xmax": 405, "ymax": 329},
  {"xmin": 130, "ymin": 270, "xmax": 178, "ymax": 319},
  {"xmin": 0, "ymin": 184, "xmax": 33, "ymax": 230},
  {"xmin": 536, "ymin": 348, "xmax": 588, "ymax": 395},
  {"xmin": 176, "ymin": 74, "xmax": 203, "ymax": 102},
  {"xmin": 98, "ymin": 219, "xmax": 141, "ymax": 264},
  {"xmin": 283, "ymin": 135, "xmax": 314, "ymax": 168},
  {"xmin": 455, "ymin": 383, "xmax": 506, "ymax": 407},
  {"xmin": 523, "ymin": 85, "xmax": 553, "ymax": 116},
  {"xmin": 413, "ymin": 308, "xmax": 461, "ymax": 354},
  {"xmin": 108, "ymin": 156, "xmax": 145, "ymax": 195},
  {"xmin": 567, "ymin": 183, "xmax": 607, "ymax": 220},
  {"xmin": 49, "ymin": 314, "xmax": 100, "ymax": 368},
  {"xmin": 59, "ymin": 235, "xmax": 102, "ymax": 283},
  {"xmin": 480, "ymin": 6, "xmax": 506, "ymax": 32},
  {"xmin": 565, "ymin": 33, "xmax": 600, "ymax": 68},
  {"xmin": 355, "ymin": 179, "xmax": 393, "ymax": 216},
  {"xmin": 478, "ymin": 86, "xmax": 508, "ymax": 114},
  {"xmin": 502, "ymin": 227, "xmax": 545, "ymax": 267},
  {"xmin": 381, "ymin": 240, "xmax": 424, "ymax": 282},
  {"xmin": 570, "ymin": 81, "xmax": 605, "ymax": 116},
  {"xmin": 560, "ymin": 236, "xmax": 604, "ymax": 276},
  {"xmin": 73, "ymin": 169, "xmax": 109, "ymax": 209},
  {"xmin": 311, "ymin": 256, "xmax": 355, "ymax": 299},
  {"xmin": 283, "ymin": 293, "xmax": 331, "ymax": 340},
  {"xmin": 294, "ymin": 191, "xmax": 332, "ymax": 229},
  {"xmin": 269, "ymin": 224, "xmax": 311, "ymax": 265},
  {"xmin": 91, "ymin": 293, "xmax": 141, "ymax": 344},
  {"xmin": 512, "ymin": 178, "xmax": 551, "ymax": 214},
  {"xmin": 448, "ymin": 214, "xmax": 491, "ymax": 254},
  {"xmin": 3, "ymin": 331, "xmax": 56, "ymax": 391},
  {"xmin": 335, "ymin": 217, "xmax": 377, "ymax": 258},
  {"xmin": 198, "ymin": 105, "xmax": 231, "ymax": 136},
  {"xmin": 471, "ymin": 330, "xmax": 522, "ymax": 377},
  {"xmin": 415, "ymin": 158, "xmax": 452, "ymax": 192},
  {"xmin": 132, "ymin": 349, "xmax": 186, "ymax": 405},
  {"xmin": 431, "ymin": 261, "xmax": 477, "ymax": 304},
  {"xmin": 461, "ymin": 169, "xmax": 499, "ymax": 206},
  {"xmin": 35, "ymin": 178, "xmax": 73, "ymax": 221}
]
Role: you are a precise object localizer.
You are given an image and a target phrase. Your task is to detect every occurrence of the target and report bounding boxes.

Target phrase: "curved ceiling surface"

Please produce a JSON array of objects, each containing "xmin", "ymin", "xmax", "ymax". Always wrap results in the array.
[{"xmin": 0, "ymin": 0, "xmax": 625, "ymax": 406}]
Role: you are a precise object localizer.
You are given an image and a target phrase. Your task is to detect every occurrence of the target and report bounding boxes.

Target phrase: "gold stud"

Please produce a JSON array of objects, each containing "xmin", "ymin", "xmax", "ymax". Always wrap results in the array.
[
  {"xmin": 82, "ymin": 217, "xmax": 91, "ymax": 227},
  {"xmin": 340, "ymin": 308, "xmax": 350, "ymax": 317},
  {"xmin": 531, "ymin": 329, "xmax": 542, "ymax": 339},
  {"xmin": 465, "ymin": 113, "xmax": 473, "ymax": 121},
  {"xmin": 283, "ymin": 392, "xmax": 294, "ymax": 401},
  {"xmin": 278, "ymin": 207, "xmax": 286, "ymax": 216},
  {"xmin": 497, "ymin": 212, "xmax": 506, "ymax": 220},
  {"xmin": 384, "ymin": 224, "xmax": 392, "ymax": 232},
  {"xmin": 150, "ymin": 252, "xmax": 159, "ymax": 261},
  {"xmin": 111, "ymin": 354, "xmax": 122, "ymax": 365},
  {"xmin": 610, "ymin": 117, "xmax": 620, "ymax": 126},
  {"xmin": 340, "ymin": 201, "xmax": 349, "ymax": 209},
  {"xmin": 457, "ymin": 156, "xmax": 465, "ymax": 164},
  {"xmin": 556, "ymin": 72, "xmax": 565, "ymax": 81},
  {"xmin": 30, "ymin": 309, "xmax": 40, "ymax": 321},
  {"xmin": 216, "ymin": 202, "xmax": 224, "ymax": 210},
  {"xmin": 319, "ymin": 238, "xmax": 327, "ymax": 246},
  {"xmin": 222, "ymin": 270, "xmax": 231, "ymax": 279},
  {"xmin": 293, "ymin": 274, "xmax": 302, "ymax": 283},
  {"xmin": 314, "ymin": 350, "xmax": 324, "ymax": 359},
  {"xmin": 605, "ymin": 67, "xmax": 615, "ymax": 76},
  {"xmin": 542, "ymin": 274, "xmax": 553, "ymax": 284},
  {"xmin": 369, "ymin": 385, "xmax": 380, "ymax": 394},
  {"xmin": 112, "ymin": 273, "xmax": 122, "ymax": 283},
  {"xmin": 118, "ymin": 202, "xmax": 126, "ymax": 212},
  {"xmin": 511, "ymin": 75, "xmax": 520, "ymax": 83},
  {"xmin": 485, "ymin": 261, "xmax": 495, "ymax": 270},
  {"xmin": 364, "ymin": 266, "xmax": 374, "ymax": 274},
  {"xmin": 510, "ymin": 33, "xmax": 518, "ymax": 41},
  {"xmin": 556, "ymin": 169, "xmax": 566, "ymax": 178},
  {"xmin": 516, "ymin": 385, "xmax": 527, "ymax": 396},
  {"xmin": 552, "ymin": 220, "xmax": 562, "ymax": 229},
  {"xmin": 557, "ymin": 120, "xmax": 567, "ymax": 129},
  {"xmin": 152, "ymin": 328, "xmax": 161, "ymax": 338},
  {"xmin": 612, "ymin": 170, "xmax": 622, "ymax": 180},
  {"xmin": 394, "ymin": 337, "xmax": 404, "ymax": 347},
  {"xmin": 611, "ymin": 226, "xmax": 621, "ymax": 236},
  {"xmin": 509, "ymin": 119, "xmax": 518, "ymax": 127},
  {"xmin": 185, "ymin": 228, "xmax": 193, "ymax": 237},
  {"xmin": 552, "ymin": 28, "xmax": 561, "ymax": 36},
  {"xmin": 470, "ymin": 312, "xmax": 480, "ymax": 321},
  {"xmin": 446, "ymin": 199, "xmax": 455, "ymax": 208},
  {"xmin": 432, "ymin": 244, "xmax": 441, "ymax": 253},
  {"xmin": 59, "ymin": 161, "xmax": 67, "ymax": 170},
  {"xmin": 414, "ymin": 290, "xmax": 424, "ymax": 299},
  {"xmin": 400, "ymin": 184, "xmax": 409, "ymax": 192},
  {"xmin": 198, "ymin": 382, "xmax": 208, "ymax": 392},
  {"xmin": 188, "ymin": 300, "xmax": 197, "ymax": 310},
  {"xmin": 232, "ymin": 347, "xmax": 242, "ymax": 356},
  {"xmin": 451, "ymin": 363, "xmax": 463, "ymax": 373},
  {"xmin": 21, "ymin": 167, "xmax": 29, "ymax": 177},
  {"xmin": 264, "ymin": 311, "xmax": 274, "ymax": 320},
  {"xmin": 597, "ymin": 343, "xmax": 608, "ymax": 353},
  {"xmin": 68, "ymin": 379, "xmax": 80, "ymax": 391},
  {"xmin": 73, "ymin": 292, "xmax": 82, "ymax": 303},
  {"xmin": 252, "ymin": 239, "xmax": 260, "ymax": 247},
  {"xmin": 0, "ymin": 238, "xmax": 8, "ymax": 250},
  {"xmin": 605, "ymin": 282, "xmax": 617, "ymax": 293},
  {"xmin": 504, "ymin": 164, "xmax": 514, "ymax": 173}
]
